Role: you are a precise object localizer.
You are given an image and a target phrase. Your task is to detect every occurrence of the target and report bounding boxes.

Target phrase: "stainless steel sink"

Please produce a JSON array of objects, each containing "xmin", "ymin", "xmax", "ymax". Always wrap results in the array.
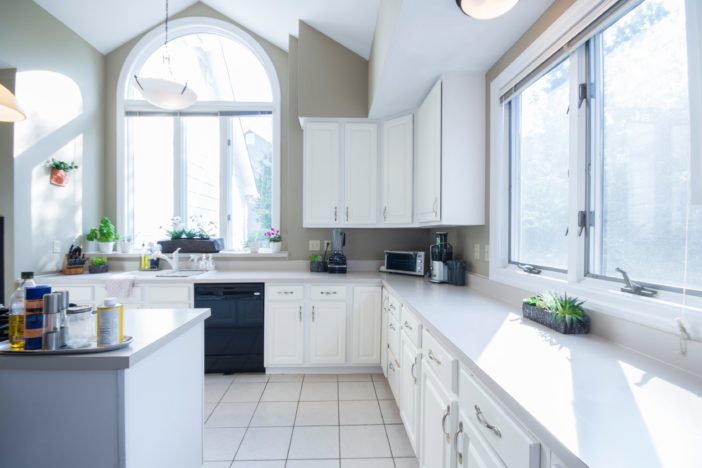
[{"xmin": 155, "ymin": 270, "xmax": 207, "ymax": 277}]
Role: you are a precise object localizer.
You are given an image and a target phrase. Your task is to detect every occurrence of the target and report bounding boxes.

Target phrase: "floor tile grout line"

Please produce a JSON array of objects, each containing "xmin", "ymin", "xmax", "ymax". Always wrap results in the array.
[
  {"xmin": 338, "ymin": 377, "xmax": 342, "ymax": 463},
  {"xmin": 373, "ymin": 376, "xmax": 397, "ymax": 467},
  {"xmin": 232, "ymin": 376, "xmax": 269, "ymax": 463},
  {"xmin": 284, "ymin": 388, "xmax": 302, "ymax": 463}
]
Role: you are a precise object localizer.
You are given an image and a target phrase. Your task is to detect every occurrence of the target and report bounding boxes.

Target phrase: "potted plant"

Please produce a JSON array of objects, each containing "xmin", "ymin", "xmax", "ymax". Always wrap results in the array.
[
  {"xmin": 88, "ymin": 256, "xmax": 109, "ymax": 274},
  {"xmin": 48, "ymin": 158, "xmax": 79, "ymax": 187},
  {"xmin": 264, "ymin": 227, "xmax": 282, "ymax": 253},
  {"xmin": 96, "ymin": 217, "xmax": 120, "ymax": 254},
  {"xmin": 522, "ymin": 292, "xmax": 590, "ymax": 334},
  {"xmin": 157, "ymin": 216, "xmax": 225, "ymax": 253},
  {"xmin": 85, "ymin": 228, "xmax": 99, "ymax": 252}
]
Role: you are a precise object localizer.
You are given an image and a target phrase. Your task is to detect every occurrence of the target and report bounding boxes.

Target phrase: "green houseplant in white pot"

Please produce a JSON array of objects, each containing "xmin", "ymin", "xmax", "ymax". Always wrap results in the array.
[
  {"xmin": 85, "ymin": 227, "xmax": 99, "ymax": 252},
  {"xmin": 96, "ymin": 217, "xmax": 120, "ymax": 254}
]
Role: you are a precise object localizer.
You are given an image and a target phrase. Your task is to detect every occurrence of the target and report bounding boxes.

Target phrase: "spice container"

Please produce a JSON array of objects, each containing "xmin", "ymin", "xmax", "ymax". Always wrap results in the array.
[
  {"xmin": 24, "ymin": 285, "xmax": 51, "ymax": 350},
  {"xmin": 96, "ymin": 298, "xmax": 123, "ymax": 346},
  {"xmin": 64, "ymin": 305, "xmax": 96, "ymax": 348},
  {"xmin": 42, "ymin": 293, "xmax": 61, "ymax": 350}
]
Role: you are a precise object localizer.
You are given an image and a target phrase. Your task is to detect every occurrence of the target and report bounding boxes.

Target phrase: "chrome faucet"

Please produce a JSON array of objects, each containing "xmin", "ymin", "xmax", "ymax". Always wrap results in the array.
[{"xmin": 153, "ymin": 247, "xmax": 181, "ymax": 271}]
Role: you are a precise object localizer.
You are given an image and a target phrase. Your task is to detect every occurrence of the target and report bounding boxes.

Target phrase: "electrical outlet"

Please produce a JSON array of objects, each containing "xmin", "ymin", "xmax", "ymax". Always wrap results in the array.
[
  {"xmin": 484, "ymin": 244, "xmax": 489, "ymax": 261},
  {"xmin": 309, "ymin": 240, "xmax": 321, "ymax": 251},
  {"xmin": 473, "ymin": 244, "xmax": 480, "ymax": 260},
  {"xmin": 53, "ymin": 240, "xmax": 61, "ymax": 254},
  {"xmin": 324, "ymin": 240, "xmax": 332, "ymax": 251}
]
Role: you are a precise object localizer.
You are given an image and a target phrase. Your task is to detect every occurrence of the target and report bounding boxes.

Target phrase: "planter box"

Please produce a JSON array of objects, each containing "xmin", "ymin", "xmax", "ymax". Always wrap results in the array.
[
  {"xmin": 158, "ymin": 238, "xmax": 225, "ymax": 254},
  {"xmin": 522, "ymin": 303, "xmax": 590, "ymax": 335},
  {"xmin": 89, "ymin": 264, "xmax": 109, "ymax": 274}
]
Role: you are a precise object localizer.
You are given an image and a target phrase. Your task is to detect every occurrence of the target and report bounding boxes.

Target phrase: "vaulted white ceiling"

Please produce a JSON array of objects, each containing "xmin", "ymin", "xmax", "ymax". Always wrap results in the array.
[{"xmin": 32, "ymin": 0, "xmax": 382, "ymax": 58}]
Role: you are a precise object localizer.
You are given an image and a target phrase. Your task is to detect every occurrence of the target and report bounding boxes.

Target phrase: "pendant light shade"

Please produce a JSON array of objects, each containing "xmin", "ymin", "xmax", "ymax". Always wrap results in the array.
[
  {"xmin": 0, "ymin": 82, "xmax": 26, "ymax": 122},
  {"xmin": 134, "ymin": 76, "xmax": 197, "ymax": 111},
  {"xmin": 455, "ymin": 0, "xmax": 520, "ymax": 20}
]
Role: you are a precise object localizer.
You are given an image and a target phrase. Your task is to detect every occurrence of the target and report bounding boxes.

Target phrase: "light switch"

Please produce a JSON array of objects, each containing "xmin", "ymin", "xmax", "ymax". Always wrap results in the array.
[
  {"xmin": 473, "ymin": 244, "xmax": 480, "ymax": 260},
  {"xmin": 309, "ymin": 240, "xmax": 321, "ymax": 251}
]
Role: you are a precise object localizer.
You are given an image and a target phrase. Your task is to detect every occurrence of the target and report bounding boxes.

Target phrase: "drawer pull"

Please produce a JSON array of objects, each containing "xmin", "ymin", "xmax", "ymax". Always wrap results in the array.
[
  {"xmin": 441, "ymin": 405, "xmax": 451, "ymax": 442},
  {"xmin": 454, "ymin": 421, "xmax": 464, "ymax": 465},
  {"xmin": 312, "ymin": 305, "xmax": 316, "ymax": 322},
  {"xmin": 410, "ymin": 356, "xmax": 417, "ymax": 384},
  {"xmin": 428, "ymin": 349, "xmax": 442, "ymax": 366},
  {"xmin": 389, "ymin": 303, "xmax": 396, "ymax": 310},
  {"xmin": 403, "ymin": 320, "xmax": 413, "ymax": 330},
  {"xmin": 389, "ymin": 361, "xmax": 395, "ymax": 372},
  {"xmin": 321, "ymin": 291, "xmax": 337, "ymax": 295},
  {"xmin": 298, "ymin": 305, "xmax": 302, "ymax": 322},
  {"xmin": 474, "ymin": 404, "xmax": 502, "ymax": 438},
  {"xmin": 389, "ymin": 323, "xmax": 396, "ymax": 331},
  {"xmin": 277, "ymin": 291, "xmax": 294, "ymax": 295}
]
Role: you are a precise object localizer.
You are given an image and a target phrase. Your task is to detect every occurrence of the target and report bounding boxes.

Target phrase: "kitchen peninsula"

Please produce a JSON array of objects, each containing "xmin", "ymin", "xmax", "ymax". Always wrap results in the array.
[{"xmin": 0, "ymin": 307, "xmax": 210, "ymax": 468}]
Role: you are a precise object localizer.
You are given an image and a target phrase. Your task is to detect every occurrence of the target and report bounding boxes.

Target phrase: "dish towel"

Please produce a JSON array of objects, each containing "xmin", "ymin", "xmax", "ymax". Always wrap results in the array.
[{"xmin": 106, "ymin": 277, "xmax": 134, "ymax": 299}]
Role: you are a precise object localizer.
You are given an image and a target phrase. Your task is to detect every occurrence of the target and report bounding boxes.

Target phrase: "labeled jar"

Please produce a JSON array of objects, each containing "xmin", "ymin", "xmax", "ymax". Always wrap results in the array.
[
  {"xmin": 64, "ymin": 305, "xmax": 96, "ymax": 348},
  {"xmin": 96, "ymin": 298, "xmax": 123, "ymax": 346},
  {"xmin": 24, "ymin": 285, "xmax": 51, "ymax": 350}
]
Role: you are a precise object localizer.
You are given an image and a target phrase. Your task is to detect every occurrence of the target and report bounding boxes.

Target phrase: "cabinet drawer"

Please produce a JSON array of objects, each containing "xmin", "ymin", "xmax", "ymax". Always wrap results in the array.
[
  {"xmin": 400, "ymin": 305, "xmax": 421, "ymax": 347},
  {"xmin": 267, "ymin": 285, "xmax": 304, "ymax": 301},
  {"xmin": 143, "ymin": 285, "xmax": 191, "ymax": 304},
  {"xmin": 388, "ymin": 313, "xmax": 401, "ymax": 358},
  {"xmin": 95, "ymin": 285, "xmax": 142, "ymax": 305},
  {"xmin": 387, "ymin": 347, "xmax": 401, "ymax": 401},
  {"xmin": 310, "ymin": 285, "xmax": 346, "ymax": 300},
  {"xmin": 386, "ymin": 292, "xmax": 401, "ymax": 321},
  {"xmin": 422, "ymin": 329, "xmax": 457, "ymax": 393},
  {"xmin": 60, "ymin": 285, "xmax": 95, "ymax": 304},
  {"xmin": 459, "ymin": 367, "xmax": 540, "ymax": 468}
]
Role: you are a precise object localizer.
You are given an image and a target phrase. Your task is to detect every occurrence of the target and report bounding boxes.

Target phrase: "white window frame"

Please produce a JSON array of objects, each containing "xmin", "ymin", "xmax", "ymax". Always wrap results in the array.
[
  {"xmin": 489, "ymin": 0, "xmax": 702, "ymax": 338},
  {"xmin": 116, "ymin": 17, "xmax": 281, "ymax": 249}
]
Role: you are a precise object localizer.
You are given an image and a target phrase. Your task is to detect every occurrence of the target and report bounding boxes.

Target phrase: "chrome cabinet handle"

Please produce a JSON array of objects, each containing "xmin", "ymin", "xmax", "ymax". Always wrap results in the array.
[
  {"xmin": 474, "ymin": 405, "xmax": 501, "ymax": 438},
  {"xmin": 389, "ymin": 303, "xmax": 396, "ymax": 310},
  {"xmin": 454, "ymin": 421, "xmax": 464, "ymax": 465},
  {"xmin": 312, "ymin": 305, "xmax": 315, "ymax": 322},
  {"xmin": 403, "ymin": 321, "xmax": 413, "ymax": 330},
  {"xmin": 298, "ymin": 305, "xmax": 302, "ymax": 322},
  {"xmin": 321, "ymin": 291, "xmax": 337, "ymax": 295},
  {"xmin": 410, "ymin": 356, "xmax": 417, "ymax": 384},
  {"xmin": 346, "ymin": 206, "xmax": 349, "ymax": 221},
  {"xmin": 441, "ymin": 405, "xmax": 451, "ymax": 442},
  {"xmin": 334, "ymin": 206, "xmax": 338, "ymax": 222},
  {"xmin": 428, "ymin": 349, "xmax": 442, "ymax": 366},
  {"xmin": 389, "ymin": 323, "xmax": 396, "ymax": 331},
  {"xmin": 277, "ymin": 291, "xmax": 294, "ymax": 295},
  {"xmin": 383, "ymin": 206, "xmax": 388, "ymax": 221},
  {"xmin": 433, "ymin": 197, "xmax": 438, "ymax": 215}
]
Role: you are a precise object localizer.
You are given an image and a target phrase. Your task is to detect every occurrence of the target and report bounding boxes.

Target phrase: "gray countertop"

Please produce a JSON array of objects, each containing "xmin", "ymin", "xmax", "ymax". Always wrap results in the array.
[{"xmin": 0, "ymin": 308, "xmax": 210, "ymax": 371}]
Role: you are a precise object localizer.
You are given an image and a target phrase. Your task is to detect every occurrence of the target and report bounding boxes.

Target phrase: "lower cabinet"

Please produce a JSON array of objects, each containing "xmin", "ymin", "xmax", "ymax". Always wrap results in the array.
[
  {"xmin": 381, "ymin": 293, "xmax": 389, "ymax": 377},
  {"xmin": 352, "ymin": 286, "xmax": 382, "ymax": 364},
  {"xmin": 399, "ymin": 330, "xmax": 421, "ymax": 453},
  {"xmin": 39, "ymin": 282, "xmax": 192, "ymax": 308},
  {"xmin": 419, "ymin": 365, "xmax": 457, "ymax": 468},
  {"xmin": 455, "ymin": 414, "xmax": 506, "ymax": 468},
  {"xmin": 310, "ymin": 301, "xmax": 347, "ymax": 364},
  {"xmin": 266, "ymin": 301, "xmax": 304, "ymax": 365}
]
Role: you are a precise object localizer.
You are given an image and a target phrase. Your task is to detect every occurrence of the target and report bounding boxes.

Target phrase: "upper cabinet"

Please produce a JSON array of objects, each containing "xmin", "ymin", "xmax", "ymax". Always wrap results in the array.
[
  {"xmin": 414, "ymin": 73, "xmax": 485, "ymax": 227},
  {"xmin": 344, "ymin": 123, "xmax": 379, "ymax": 225},
  {"xmin": 304, "ymin": 122, "xmax": 342, "ymax": 226},
  {"xmin": 382, "ymin": 115, "xmax": 414, "ymax": 225}
]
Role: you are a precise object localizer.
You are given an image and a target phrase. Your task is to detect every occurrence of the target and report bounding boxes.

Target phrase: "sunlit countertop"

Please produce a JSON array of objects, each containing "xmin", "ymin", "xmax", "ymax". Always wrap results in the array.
[
  {"xmin": 0, "ymin": 308, "xmax": 210, "ymax": 371},
  {"xmin": 382, "ymin": 274, "xmax": 702, "ymax": 468}
]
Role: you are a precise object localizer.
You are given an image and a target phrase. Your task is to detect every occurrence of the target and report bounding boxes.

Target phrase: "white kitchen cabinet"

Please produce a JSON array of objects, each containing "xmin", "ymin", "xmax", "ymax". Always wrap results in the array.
[
  {"xmin": 454, "ymin": 416, "xmax": 506, "ymax": 468},
  {"xmin": 304, "ymin": 122, "xmax": 342, "ymax": 226},
  {"xmin": 381, "ymin": 290, "xmax": 390, "ymax": 377},
  {"xmin": 414, "ymin": 73, "xmax": 485, "ymax": 227},
  {"xmin": 266, "ymin": 300, "xmax": 304, "ymax": 365},
  {"xmin": 351, "ymin": 286, "xmax": 382, "ymax": 364},
  {"xmin": 382, "ymin": 114, "xmax": 414, "ymax": 224},
  {"xmin": 399, "ymin": 328, "xmax": 421, "ymax": 453},
  {"xmin": 309, "ymin": 301, "xmax": 347, "ymax": 364},
  {"xmin": 419, "ymin": 365, "xmax": 457, "ymax": 468},
  {"xmin": 142, "ymin": 284, "xmax": 192, "ymax": 308},
  {"xmin": 387, "ymin": 347, "xmax": 401, "ymax": 400},
  {"xmin": 344, "ymin": 123, "xmax": 378, "ymax": 225}
]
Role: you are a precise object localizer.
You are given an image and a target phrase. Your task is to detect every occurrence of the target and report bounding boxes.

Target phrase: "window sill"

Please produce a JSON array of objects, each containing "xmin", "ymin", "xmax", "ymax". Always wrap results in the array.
[{"xmin": 490, "ymin": 265, "xmax": 702, "ymax": 341}]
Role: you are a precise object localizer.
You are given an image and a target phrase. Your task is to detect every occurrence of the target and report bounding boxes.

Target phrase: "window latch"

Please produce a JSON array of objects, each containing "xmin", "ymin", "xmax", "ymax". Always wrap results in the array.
[
  {"xmin": 615, "ymin": 268, "xmax": 658, "ymax": 297},
  {"xmin": 577, "ymin": 210, "xmax": 587, "ymax": 236},
  {"xmin": 518, "ymin": 264, "xmax": 542, "ymax": 275},
  {"xmin": 578, "ymin": 82, "xmax": 590, "ymax": 109}
]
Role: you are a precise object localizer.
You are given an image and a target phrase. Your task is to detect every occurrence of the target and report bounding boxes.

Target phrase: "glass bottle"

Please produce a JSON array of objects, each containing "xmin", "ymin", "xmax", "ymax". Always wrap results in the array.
[{"xmin": 8, "ymin": 272, "xmax": 36, "ymax": 350}]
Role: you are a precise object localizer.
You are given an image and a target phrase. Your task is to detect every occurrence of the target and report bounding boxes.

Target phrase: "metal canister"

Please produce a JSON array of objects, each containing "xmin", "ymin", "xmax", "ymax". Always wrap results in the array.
[
  {"xmin": 56, "ymin": 291, "xmax": 69, "ymax": 348},
  {"xmin": 42, "ymin": 293, "xmax": 60, "ymax": 350}
]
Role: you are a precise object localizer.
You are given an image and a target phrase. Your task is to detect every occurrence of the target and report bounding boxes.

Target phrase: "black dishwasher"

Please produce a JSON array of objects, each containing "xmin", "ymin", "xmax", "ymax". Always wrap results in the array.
[{"xmin": 194, "ymin": 283, "xmax": 264, "ymax": 373}]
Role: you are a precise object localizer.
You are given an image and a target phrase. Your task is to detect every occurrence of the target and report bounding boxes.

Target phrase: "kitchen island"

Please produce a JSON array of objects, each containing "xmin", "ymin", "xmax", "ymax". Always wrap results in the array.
[{"xmin": 0, "ymin": 307, "xmax": 210, "ymax": 468}]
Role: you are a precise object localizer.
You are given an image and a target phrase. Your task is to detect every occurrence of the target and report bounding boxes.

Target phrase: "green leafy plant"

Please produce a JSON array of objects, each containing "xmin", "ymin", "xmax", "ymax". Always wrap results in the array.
[
  {"xmin": 91, "ymin": 256, "xmax": 107, "ymax": 266},
  {"xmin": 48, "ymin": 158, "xmax": 79, "ymax": 172},
  {"xmin": 523, "ymin": 292, "xmax": 585, "ymax": 325},
  {"xmin": 97, "ymin": 217, "xmax": 119, "ymax": 243},
  {"xmin": 183, "ymin": 229, "xmax": 197, "ymax": 239},
  {"xmin": 85, "ymin": 228, "xmax": 99, "ymax": 242},
  {"xmin": 167, "ymin": 229, "xmax": 184, "ymax": 240}
]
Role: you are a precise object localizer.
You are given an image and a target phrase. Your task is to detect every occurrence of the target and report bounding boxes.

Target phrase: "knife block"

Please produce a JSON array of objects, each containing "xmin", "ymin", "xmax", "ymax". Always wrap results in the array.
[{"xmin": 61, "ymin": 255, "xmax": 85, "ymax": 275}]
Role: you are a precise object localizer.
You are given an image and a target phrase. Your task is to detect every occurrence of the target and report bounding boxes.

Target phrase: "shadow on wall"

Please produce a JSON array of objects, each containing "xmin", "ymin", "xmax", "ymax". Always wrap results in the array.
[{"xmin": 13, "ymin": 70, "xmax": 84, "ymax": 273}]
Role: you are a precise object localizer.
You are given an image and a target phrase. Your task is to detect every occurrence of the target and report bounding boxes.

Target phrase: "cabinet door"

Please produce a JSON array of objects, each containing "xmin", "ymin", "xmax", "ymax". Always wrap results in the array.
[
  {"xmin": 455, "ymin": 416, "xmax": 505, "ymax": 468},
  {"xmin": 415, "ymin": 81, "xmax": 442, "ymax": 224},
  {"xmin": 399, "ymin": 333, "xmax": 420, "ymax": 452},
  {"xmin": 304, "ymin": 122, "xmax": 342, "ymax": 226},
  {"xmin": 381, "ymin": 298, "xmax": 389, "ymax": 377},
  {"xmin": 310, "ymin": 301, "xmax": 346, "ymax": 364},
  {"xmin": 351, "ymin": 286, "xmax": 381, "ymax": 364},
  {"xmin": 266, "ymin": 301, "xmax": 304, "ymax": 365},
  {"xmin": 382, "ymin": 114, "xmax": 414, "ymax": 224},
  {"xmin": 344, "ymin": 123, "xmax": 378, "ymax": 225},
  {"xmin": 419, "ymin": 367, "xmax": 456, "ymax": 468}
]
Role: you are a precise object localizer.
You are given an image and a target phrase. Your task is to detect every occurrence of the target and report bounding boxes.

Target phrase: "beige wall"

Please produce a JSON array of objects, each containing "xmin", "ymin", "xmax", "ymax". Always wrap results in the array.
[
  {"xmin": 0, "ymin": 70, "xmax": 16, "ymax": 302},
  {"xmin": 436, "ymin": 0, "xmax": 577, "ymax": 277},
  {"xmin": 298, "ymin": 22, "xmax": 369, "ymax": 118},
  {"xmin": 0, "ymin": 1, "xmax": 104, "ymax": 297},
  {"xmin": 368, "ymin": 0, "xmax": 403, "ymax": 112}
]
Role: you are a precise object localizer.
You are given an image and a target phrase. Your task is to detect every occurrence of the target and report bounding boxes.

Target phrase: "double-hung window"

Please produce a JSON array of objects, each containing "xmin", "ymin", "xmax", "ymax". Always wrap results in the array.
[{"xmin": 494, "ymin": 0, "xmax": 702, "ymax": 330}]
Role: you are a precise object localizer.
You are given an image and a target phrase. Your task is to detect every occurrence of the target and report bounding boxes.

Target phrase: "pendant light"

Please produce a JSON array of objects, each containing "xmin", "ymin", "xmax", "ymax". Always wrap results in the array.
[
  {"xmin": 0, "ymin": 82, "xmax": 26, "ymax": 122},
  {"xmin": 134, "ymin": 0, "xmax": 197, "ymax": 110},
  {"xmin": 455, "ymin": 0, "xmax": 520, "ymax": 20}
]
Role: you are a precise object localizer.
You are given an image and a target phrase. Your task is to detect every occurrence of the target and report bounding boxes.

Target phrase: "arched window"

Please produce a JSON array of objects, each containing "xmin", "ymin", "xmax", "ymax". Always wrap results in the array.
[{"xmin": 117, "ymin": 18, "xmax": 280, "ymax": 251}]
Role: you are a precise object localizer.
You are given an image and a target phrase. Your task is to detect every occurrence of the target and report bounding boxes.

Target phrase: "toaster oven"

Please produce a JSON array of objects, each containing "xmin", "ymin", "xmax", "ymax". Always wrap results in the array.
[{"xmin": 382, "ymin": 251, "xmax": 426, "ymax": 276}]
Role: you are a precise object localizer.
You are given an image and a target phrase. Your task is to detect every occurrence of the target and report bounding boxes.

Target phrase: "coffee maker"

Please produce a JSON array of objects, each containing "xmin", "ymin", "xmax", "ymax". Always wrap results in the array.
[
  {"xmin": 430, "ymin": 232, "xmax": 453, "ymax": 283},
  {"xmin": 328, "ymin": 229, "xmax": 347, "ymax": 274}
]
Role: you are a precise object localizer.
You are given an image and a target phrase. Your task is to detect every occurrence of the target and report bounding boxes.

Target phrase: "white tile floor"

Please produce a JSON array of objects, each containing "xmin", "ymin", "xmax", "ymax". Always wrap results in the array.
[{"xmin": 203, "ymin": 373, "xmax": 419, "ymax": 468}]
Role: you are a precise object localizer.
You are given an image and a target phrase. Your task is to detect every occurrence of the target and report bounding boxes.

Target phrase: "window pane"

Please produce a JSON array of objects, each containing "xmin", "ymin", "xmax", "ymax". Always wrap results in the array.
[
  {"xmin": 184, "ymin": 116, "xmax": 220, "ymax": 236},
  {"xmin": 229, "ymin": 115, "xmax": 273, "ymax": 250},
  {"xmin": 590, "ymin": 0, "xmax": 698, "ymax": 289},
  {"xmin": 510, "ymin": 58, "xmax": 571, "ymax": 270},
  {"xmin": 129, "ymin": 33, "xmax": 273, "ymax": 102},
  {"xmin": 128, "ymin": 116, "xmax": 174, "ymax": 246}
]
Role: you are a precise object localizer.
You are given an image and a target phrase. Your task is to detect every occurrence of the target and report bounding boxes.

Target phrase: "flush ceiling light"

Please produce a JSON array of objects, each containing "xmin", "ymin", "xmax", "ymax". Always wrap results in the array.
[
  {"xmin": 0, "ymin": 82, "xmax": 26, "ymax": 122},
  {"xmin": 455, "ymin": 0, "xmax": 520, "ymax": 20},
  {"xmin": 134, "ymin": 0, "xmax": 196, "ymax": 110}
]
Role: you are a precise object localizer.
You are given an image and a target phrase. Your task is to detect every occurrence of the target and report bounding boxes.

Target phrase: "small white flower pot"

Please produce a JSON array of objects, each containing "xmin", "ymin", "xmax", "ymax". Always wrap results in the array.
[
  {"xmin": 85, "ymin": 240, "xmax": 97, "ymax": 253},
  {"xmin": 97, "ymin": 241, "xmax": 114, "ymax": 254},
  {"xmin": 269, "ymin": 241, "xmax": 282, "ymax": 254}
]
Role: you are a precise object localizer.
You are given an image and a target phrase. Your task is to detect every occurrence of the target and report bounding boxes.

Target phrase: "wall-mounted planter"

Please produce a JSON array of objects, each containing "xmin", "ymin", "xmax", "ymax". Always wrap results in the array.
[
  {"xmin": 158, "ymin": 238, "xmax": 225, "ymax": 253},
  {"xmin": 89, "ymin": 264, "xmax": 109, "ymax": 274},
  {"xmin": 50, "ymin": 169, "xmax": 68, "ymax": 187},
  {"xmin": 522, "ymin": 303, "xmax": 590, "ymax": 335}
]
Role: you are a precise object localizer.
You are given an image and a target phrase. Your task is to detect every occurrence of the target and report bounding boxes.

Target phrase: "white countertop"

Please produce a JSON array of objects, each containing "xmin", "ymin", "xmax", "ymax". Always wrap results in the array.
[
  {"xmin": 0, "ymin": 308, "xmax": 210, "ymax": 371},
  {"xmin": 381, "ymin": 274, "xmax": 702, "ymax": 468}
]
